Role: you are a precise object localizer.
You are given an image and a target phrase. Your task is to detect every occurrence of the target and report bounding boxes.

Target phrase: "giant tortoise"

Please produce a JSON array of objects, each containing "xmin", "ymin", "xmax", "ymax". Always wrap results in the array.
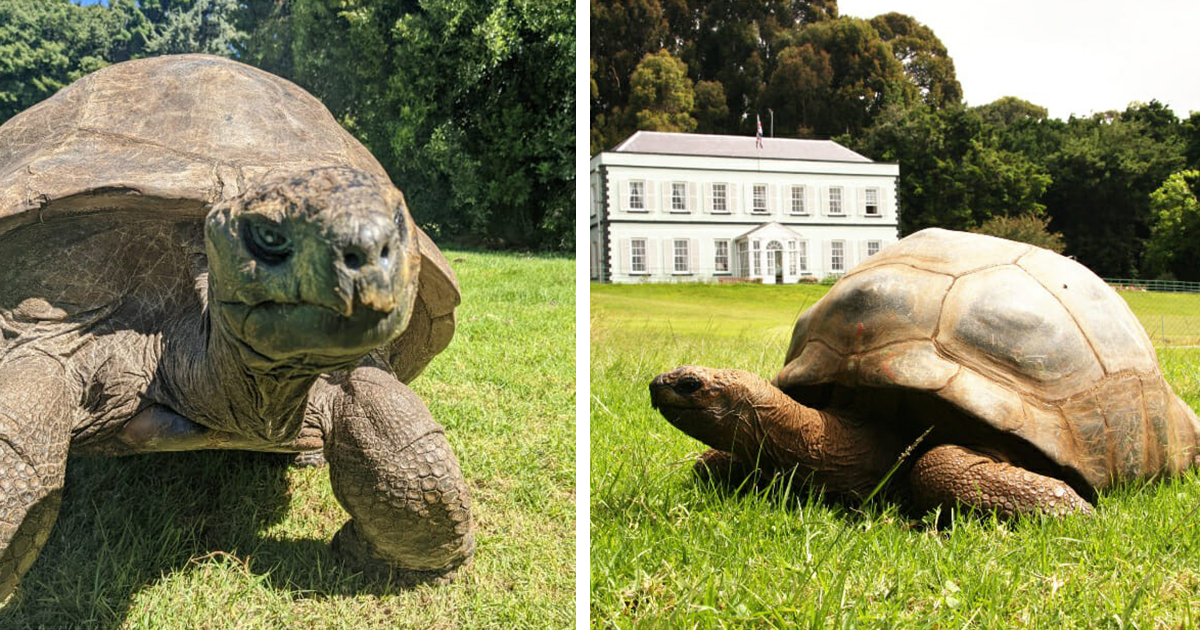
[
  {"xmin": 0, "ymin": 54, "xmax": 473, "ymax": 598},
  {"xmin": 652, "ymin": 228, "xmax": 1200, "ymax": 517}
]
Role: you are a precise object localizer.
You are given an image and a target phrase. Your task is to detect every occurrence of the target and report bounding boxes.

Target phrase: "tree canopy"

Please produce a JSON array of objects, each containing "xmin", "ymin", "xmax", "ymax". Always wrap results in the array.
[
  {"xmin": 0, "ymin": 0, "xmax": 574, "ymax": 251},
  {"xmin": 591, "ymin": 1, "xmax": 1198, "ymax": 278}
]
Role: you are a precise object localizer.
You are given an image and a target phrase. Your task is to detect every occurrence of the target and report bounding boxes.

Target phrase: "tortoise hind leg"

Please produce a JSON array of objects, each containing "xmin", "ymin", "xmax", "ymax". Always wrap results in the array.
[
  {"xmin": 909, "ymin": 444, "xmax": 1093, "ymax": 518},
  {"xmin": 0, "ymin": 356, "xmax": 73, "ymax": 601},
  {"xmin": 314, "ymin": 365, "xmax": 473, "ymax": 584}
]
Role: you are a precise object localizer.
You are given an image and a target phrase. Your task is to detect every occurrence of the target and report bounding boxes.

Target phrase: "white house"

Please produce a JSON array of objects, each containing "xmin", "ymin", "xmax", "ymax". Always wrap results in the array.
[{"xmin": 589, "ymin": 131, "xmax": 901, "ymax": 284}]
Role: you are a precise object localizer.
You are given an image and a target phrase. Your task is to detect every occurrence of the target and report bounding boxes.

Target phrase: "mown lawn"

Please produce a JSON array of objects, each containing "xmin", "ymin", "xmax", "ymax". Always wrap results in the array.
[
  {"xmin": 591, "ymin": 282, "xmax": 1200, "ymax": 628},
  {"xmin": 0, "ymin": 251, "xmax": 575, "ymax": 629}
]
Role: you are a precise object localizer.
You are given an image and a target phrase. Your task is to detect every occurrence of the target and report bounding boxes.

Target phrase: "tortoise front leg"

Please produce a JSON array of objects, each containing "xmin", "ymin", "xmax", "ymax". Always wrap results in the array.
[
  {"xmin": 0, "ymin": 356, "xmax": 72, "ymax": 601},
  {"xmin": 315, "ymin": 366, "xmax": 474, "ymax": 583},
  {"xmin": 909, "ymin": 444, "xmax": 1093, "ymax": 518},
  {"xmin": 692, "ymin": 449, "xmax": 770, "ymax": 488}
]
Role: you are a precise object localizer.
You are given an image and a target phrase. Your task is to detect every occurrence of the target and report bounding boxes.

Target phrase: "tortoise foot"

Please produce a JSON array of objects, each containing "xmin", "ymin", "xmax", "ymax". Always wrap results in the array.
[
  {"xmin": 290, "ymin": 449, "xmax": 327, "ymax": 468},
  {"xmin": 331, "ymin": 521, "xmax": 468, "ymax": 587}
]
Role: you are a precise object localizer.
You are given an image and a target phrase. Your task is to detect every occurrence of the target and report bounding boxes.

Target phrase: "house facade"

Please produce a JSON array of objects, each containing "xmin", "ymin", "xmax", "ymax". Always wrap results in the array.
[{"xmin": 590, "ymin": 131, "xmax": 901, "ymax": 284}]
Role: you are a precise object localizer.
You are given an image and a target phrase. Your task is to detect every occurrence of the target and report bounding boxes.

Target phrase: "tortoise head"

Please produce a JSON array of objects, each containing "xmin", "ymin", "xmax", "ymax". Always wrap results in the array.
[
  {"xmin": 650, "ymin": 366, "xmax": 770, "ymax": 453},
  {"xmin": 204, "ymin": 166, "xmax": 420, "ymax": 371}
]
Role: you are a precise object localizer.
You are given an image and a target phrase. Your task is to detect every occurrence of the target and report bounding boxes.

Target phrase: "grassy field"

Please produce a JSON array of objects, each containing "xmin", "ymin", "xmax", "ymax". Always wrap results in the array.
[
  {"xmin": 0, "ymin": 251, "xmax": 575, "ymax": 629},
  {"xmin": 592, "ymin": 282, "xmax": 1200, "ymax": 628}
]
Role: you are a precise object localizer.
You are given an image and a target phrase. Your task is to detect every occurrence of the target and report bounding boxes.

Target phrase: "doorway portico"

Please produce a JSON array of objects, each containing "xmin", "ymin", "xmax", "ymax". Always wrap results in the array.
[{"xmin": 733, "ymin": 222, "xmax": 810, "ymax": 284}]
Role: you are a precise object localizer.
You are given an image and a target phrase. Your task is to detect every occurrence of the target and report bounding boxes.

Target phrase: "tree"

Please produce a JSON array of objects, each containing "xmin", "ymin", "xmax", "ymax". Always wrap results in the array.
[
  {"xmin": 971, "ymin": 213, "xmax": 1065, "ymax": 253},
  {"xmin": 1144, "ymin": 170, "xmax": 1200, "ymax": 280},
  {"xmin": 869, "ymin": 12, "xmax": 960, "ymax": 108},
  {"xmin": 249, "ymin": 0, "xmax": 575, "ymax": 250},
  {"xmin": 0, "ymin": 0, "xmax": 151, "ymax": 122},
  {"xmin": 692, "ymin": 79, "xmax": 729, "ymax": 133},
  {"xmin": 142, "ymin": 0, "xmax": 246, "ymax": 56},
  {"xmin": 1042, "ymin": 109, "xmax": 1185, "ymax": 276},
  {"xmin": 974, "ymin": 96, "xmax": 1047, "ymax": 131},
  {"xmin": 847, "ymin": 103, "xmax": 1050, "ymax": 234},
  {"xmin": 628, "ymin": 49, "xmax": 696, "ymax": 132},
  {"xmin": 781, "ymin": 17, "xmax": 912, "ymax": 136},
  {"xmin": 764, "ymin": 43, "xmax": 832, "ymax": 136}
]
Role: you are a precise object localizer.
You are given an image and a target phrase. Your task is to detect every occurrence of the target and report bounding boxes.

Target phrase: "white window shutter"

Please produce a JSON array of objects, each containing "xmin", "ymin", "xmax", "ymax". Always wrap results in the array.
[
  {"xmin": 643, "ymin": 239, "xmax": 656, "ymax": 275},
  {"xmin": 618, "ymin": 238, "xmax": 630, "ymax": 273},
  {"xmin": 702, "ymin": 183, "xmax": 712, "ymax": 213},
  {"xmin": 822, "ymin": 240, "xmax": 832, "ymax": 274},
  {"xmin": 819, "ymin": 186, "xmax": 828, "ymax": 216},
  {"xmin": 689, "ymin": 238, "xmax": 699, "ymax": 273},
  {"xmin": 728, "ymin": 183, "xmax": 739, "ymax": 213},
  {"xmin": 688, "ymin": 182, "xmax": 698, "ymax": 213},
  {"xmin": 857, "ymin": 187, "xmax": 867, "ymax": 216},
  {"xmin": 662, "ymin": 182, "xmax": 673, "ymax": 212},
  {"xmin": 769, "ymin": 185, "xmax": 779, "ymax": 216},
  {"xmin": 618, "ymin": 181, "xmax": 629, "ymax": 212}
]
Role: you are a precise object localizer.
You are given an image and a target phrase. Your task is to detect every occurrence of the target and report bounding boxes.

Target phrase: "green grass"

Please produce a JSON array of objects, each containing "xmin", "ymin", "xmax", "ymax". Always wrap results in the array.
[
  {"xmin": 0, "ymin": 251, "xmax": 575, "ymax": 629},
  {"xmin": 591, "ymin": 282, "xmax": 1200, "ymax": 628}
]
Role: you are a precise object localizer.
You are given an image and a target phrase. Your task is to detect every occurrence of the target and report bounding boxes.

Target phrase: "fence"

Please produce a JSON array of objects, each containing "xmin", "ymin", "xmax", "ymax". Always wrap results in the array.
[{"xmin": 1104, "ymin": 278, "xmax": 1200, "ymax": 294}]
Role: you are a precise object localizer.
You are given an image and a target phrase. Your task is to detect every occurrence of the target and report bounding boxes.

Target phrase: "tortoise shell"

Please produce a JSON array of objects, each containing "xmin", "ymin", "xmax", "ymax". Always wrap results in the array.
[
  {"xmin": 776, "ymin": 228, "xmax": 1200, "ymax": 490},
  {"xmin": 0, "ymin": 54, "xmax": 457, "ymax": 381}
]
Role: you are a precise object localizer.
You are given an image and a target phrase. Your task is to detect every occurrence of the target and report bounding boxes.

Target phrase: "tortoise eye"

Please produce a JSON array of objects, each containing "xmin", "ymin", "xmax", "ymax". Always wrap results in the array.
[
  {"xmin": 243, "ymin": 220, "xmax": 291, "ymax": 264},
  {"xmin": 675, "ymin": 375, "xmax": 704, "ymax": 395}
]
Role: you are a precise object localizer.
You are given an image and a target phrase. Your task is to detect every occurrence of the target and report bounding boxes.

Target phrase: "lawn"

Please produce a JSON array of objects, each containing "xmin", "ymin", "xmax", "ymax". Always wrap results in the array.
[
  {"xmin": 0, "ymin": 251, "xmax": 575, "ymax": 629},
  {"xmin": 591, "ymin": 281, "xmax": 1200, "ymax": 628}
]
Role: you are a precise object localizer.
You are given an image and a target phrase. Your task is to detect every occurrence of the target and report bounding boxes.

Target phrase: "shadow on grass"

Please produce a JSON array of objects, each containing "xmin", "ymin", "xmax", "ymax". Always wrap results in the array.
[{"xmin": 0, "ymin": 450, "xmax": 420, "ymax": 628}]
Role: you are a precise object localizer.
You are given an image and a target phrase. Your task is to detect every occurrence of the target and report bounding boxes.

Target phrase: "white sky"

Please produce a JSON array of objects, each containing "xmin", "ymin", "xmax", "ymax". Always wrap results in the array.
[{"xmin": 837, "ymin": 0, "xmax": 1200, "ymax": 120}]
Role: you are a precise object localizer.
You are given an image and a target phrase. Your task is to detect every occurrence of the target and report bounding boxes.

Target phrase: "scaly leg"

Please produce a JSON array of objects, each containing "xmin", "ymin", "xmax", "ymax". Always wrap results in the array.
[
  {"xmin": 315, "ymin": 366, "xmax": 473, "ymax": 583},
  {"xmin": 0, "ymin": 356, "xmax": 72, "ymax": 601},
  {"xmin": 909, "ymin": 444, "xmax": 1093, "ymax": 518},
  {"xmin": 692, "ymin": 449, "xmax": 767, "ymax": 488}
]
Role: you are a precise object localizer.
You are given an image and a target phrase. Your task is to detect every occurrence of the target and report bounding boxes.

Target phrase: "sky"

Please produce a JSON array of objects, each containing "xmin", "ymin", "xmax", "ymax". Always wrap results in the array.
[{"xmin": 837, "ymin": 0, "xmax": 1200, "ymax": 120}]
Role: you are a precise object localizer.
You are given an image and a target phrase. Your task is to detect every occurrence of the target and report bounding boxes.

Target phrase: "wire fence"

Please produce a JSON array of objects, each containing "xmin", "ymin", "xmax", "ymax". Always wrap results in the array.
[
  {"xmin": 1112, "ymin": 286, "xmax": 1200, "ymax": 347},
  {"xmin": 1104, "ymin": 278, "xmax": 1200, "ymax": 294}
]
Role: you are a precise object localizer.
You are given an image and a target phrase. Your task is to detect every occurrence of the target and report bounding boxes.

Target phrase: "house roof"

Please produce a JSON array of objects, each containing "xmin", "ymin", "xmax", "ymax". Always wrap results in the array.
[{"xmin": 612, "ymin": 131, "xmax": 873, "ymax": 163}]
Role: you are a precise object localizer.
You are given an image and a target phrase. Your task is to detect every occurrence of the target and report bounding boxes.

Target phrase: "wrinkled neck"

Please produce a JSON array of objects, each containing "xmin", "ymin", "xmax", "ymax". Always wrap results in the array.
[
  {"xmin": 157, "ymin": 303, "xmax": 324, "ymax": 443},
  {"xmin": 728, "ymin": 385, "xmax": 828, "ymax": 470}
]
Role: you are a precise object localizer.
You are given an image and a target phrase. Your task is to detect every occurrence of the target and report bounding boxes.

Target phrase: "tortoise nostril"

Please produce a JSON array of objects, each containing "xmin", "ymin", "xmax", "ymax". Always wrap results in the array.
[
  {"xmin": 380, "ymin": 244, "xmax": 390, "ymax": 261},
  {"xmin": 343, "ymin": 249, "xmax": 365, "ymax": 269}
]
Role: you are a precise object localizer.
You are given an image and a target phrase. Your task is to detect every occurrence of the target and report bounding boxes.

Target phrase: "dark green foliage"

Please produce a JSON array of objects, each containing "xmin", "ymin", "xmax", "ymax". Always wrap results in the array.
[
  {"xmin": 1040, "ymin": 109, "xmax": 1185, "ymax": 277},
  {"xmin": 970, "ymin": 213, "xmax": 1065, "ymax": 253},
  {"xmin": 846, "ymin": 103, "xmax": 1049, "ymax": 234},
  {"xmin": 1144, "ymin": 170, "xmax": 1200, "ymax": 281},
  {"xmin": 0, "ymin": 0, "xmax": 573, "ymax": 251},
  {"xmin": 0, "ymin": 0, "xmax": 151, "ymax": 121},
  {"xmin": 243, "ymin": 0, "xmax": 576, "ymax": 250}
]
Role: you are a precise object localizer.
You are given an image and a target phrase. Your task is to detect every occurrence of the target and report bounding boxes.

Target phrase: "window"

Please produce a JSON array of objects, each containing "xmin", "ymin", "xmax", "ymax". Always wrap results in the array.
[
  {"xmin": 630, "ymin": 238, "xmax": 646, "ymax": 274},
  {"xmin": 787, "ymin": 241, "xmax": 797, "ymax": 275},
  {"xmin": 828, "ymin": 187, "xmax": 843, "ymax": 215},
  {"xmin": 628, "ymin": 181, "xmax": 645, "ymax": 211},
  {"xmin": 867, "ymin": 240, "xmax": 882, "ymax": 257},
  {"xmin": 864, "ymin": 188, "xmax": 880, "ymax": 216},
  {"xmin": 790, "ymin": 185, "xmax": 806, "ymax": 215},
  {"xmin": 830, "ymin": 240, "xmax": 845, "ymax": 272},
  {"xmin": 797, "ymin": 241, "xmax": 808, "ymax": 272},
  {"xmin": 737, "ymin": 241, "xmax": 749, "ymax": 276},
  {"xmin": 751, "ymin": 240, "xmax": 761, "ymax": 275},
  {"xmin": 673, "ymin": 239, "xmax": 690, "ymax": 273},
  {"xmin": 714, "ymin": 240, "xmax": 730, "ymax": 273},
  {"xmin": 752, "ymin": 184, "xmax": 768, "ymax": 214},
  {"xmin": 671, "ymin": 182, "xmax": 688, "ymax": 212},
  {"xmin": 712, "ymin": 183, "xmax": 728, "ymax": 213}
]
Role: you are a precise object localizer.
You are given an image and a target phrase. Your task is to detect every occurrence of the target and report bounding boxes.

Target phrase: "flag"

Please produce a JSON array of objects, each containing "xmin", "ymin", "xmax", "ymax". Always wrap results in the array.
[{"xmin": 756, "ymin": 115, "xmax": 764, "ymax": 149}]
